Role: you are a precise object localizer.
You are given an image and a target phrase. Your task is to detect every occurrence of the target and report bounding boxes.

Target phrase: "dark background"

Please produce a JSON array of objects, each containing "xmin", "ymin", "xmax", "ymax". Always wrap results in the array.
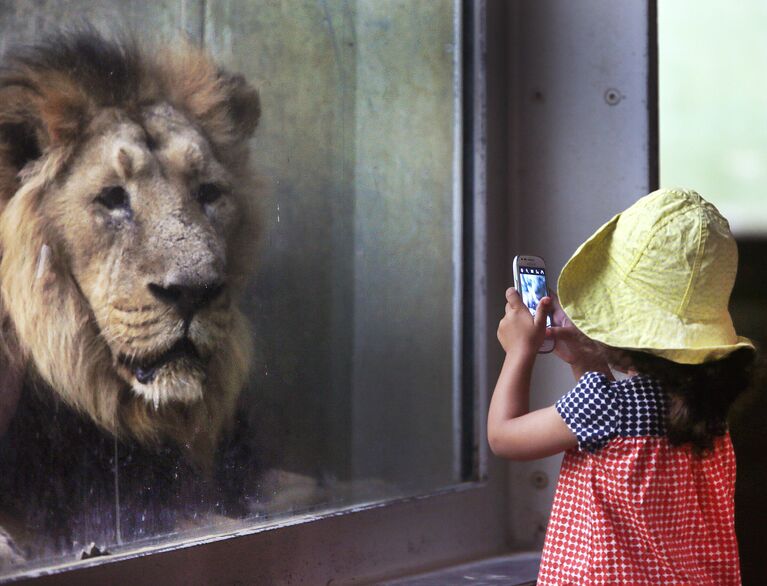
[{"xmin": 729, "ymin": 237, "xmax": 767, "ymax": 586}]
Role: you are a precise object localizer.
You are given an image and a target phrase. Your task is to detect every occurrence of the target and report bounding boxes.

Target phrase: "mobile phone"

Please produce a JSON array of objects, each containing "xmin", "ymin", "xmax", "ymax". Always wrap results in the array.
[{"xmin": 513, "ymin": 254, "xmax": 554, "ymax": 353}]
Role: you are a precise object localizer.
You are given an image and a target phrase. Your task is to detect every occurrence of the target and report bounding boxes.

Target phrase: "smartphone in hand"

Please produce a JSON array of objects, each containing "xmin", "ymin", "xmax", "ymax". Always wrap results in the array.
[{"xmin": 513, "ymin": 254, "xmax": 554, "ymax": 353}]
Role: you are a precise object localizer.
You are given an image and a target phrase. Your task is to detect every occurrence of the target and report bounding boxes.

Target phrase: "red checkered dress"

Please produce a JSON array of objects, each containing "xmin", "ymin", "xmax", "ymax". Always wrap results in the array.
[{"xmin": 537, "ymin": 372, "xmax": 740, "ymax": 585}]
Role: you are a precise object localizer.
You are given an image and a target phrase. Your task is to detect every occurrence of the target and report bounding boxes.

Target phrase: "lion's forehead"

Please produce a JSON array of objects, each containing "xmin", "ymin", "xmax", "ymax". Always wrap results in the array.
[
  {"xmin": 94, "ymin": 104, "xmax": 215, "ymax": 181},
  {"xmin": 143, "ymin": 103, "xmax": 209, "ymax": 155}
]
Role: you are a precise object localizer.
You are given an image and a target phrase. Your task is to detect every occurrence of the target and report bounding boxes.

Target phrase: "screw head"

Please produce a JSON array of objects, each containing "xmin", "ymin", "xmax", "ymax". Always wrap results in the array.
[
  {"xmin": 531, "ymin": 470, "xmax": 549, "ymax": 489},
  {"xmin": 604, "ymin": 88, "xmax": 623, "ymax": 105}
]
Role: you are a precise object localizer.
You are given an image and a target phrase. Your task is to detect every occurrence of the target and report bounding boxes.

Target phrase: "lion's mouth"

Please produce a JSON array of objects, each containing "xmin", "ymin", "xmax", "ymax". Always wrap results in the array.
[{"xmin": 119, "ymin": 338, "xmax": 201, "ymax": 384}]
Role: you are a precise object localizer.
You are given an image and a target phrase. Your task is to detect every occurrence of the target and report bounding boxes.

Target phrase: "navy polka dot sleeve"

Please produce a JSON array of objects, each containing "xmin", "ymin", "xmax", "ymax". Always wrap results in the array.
[{"xmin": 555, "ymin": 372, "xmax": 667, "ymax": 453}]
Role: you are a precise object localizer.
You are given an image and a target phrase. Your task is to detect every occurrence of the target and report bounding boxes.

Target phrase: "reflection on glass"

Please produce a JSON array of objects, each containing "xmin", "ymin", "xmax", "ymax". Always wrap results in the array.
[{"xmin": 0, "ymin": 0, "xmax": 462, "ymax": 575}]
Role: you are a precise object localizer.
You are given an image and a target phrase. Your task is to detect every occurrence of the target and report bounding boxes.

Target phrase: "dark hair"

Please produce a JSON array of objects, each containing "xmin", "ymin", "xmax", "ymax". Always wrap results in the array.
[{"xmin": 603, "ymin": 346, "xmax": 757, "ymax": 456}]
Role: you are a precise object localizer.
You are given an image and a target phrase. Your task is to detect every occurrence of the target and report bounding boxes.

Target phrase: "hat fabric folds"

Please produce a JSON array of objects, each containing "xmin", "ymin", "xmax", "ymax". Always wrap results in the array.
[{"xmin": 557, "ymin": 188, "xmax": 754, "ymax": 364}]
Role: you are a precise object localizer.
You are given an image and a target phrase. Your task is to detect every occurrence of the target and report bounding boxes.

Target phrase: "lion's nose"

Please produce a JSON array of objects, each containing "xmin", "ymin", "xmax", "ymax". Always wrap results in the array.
[{"xmin": 147, "ymin": 280, "xmax": 225, "ymax": 316}]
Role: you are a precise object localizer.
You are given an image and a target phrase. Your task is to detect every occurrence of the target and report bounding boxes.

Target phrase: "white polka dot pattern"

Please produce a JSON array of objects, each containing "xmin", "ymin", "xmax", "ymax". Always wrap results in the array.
[
  {"xmin": 538, "ymin": 374, "xmax": 740, "ymax": 585},
  {"xmin": 556, "ymin": 372, "xmax": 667, "ymax": 452}
]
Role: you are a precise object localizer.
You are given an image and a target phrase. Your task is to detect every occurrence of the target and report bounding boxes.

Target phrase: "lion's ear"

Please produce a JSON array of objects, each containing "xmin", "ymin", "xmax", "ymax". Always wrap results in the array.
[
  {"xmin": 221, "ymin": 72, "xmax": 261, "ymax": 142},
  {"xmin": 0, "ymin": 82, "xmax": 88, "ymax": 197},
  {"xmin": 0, "ymin": 120, "xmax": 40, "ymax": 196},
  {"xmin": 0, "ymin": 87, "xmax": 44, "ymax": 198}
]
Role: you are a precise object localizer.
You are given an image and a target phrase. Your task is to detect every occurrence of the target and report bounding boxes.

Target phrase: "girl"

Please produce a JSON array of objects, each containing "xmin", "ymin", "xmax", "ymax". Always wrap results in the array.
[{"xmin": 488, "ymin": 188, "xmax": 756, "ymax": 585}]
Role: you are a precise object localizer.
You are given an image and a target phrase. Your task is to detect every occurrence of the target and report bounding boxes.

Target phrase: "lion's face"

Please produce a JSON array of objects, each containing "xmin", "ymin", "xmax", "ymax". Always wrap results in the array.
[
  {"xmin": 47, "ymin": 105, "xmax": 243, "ymax": 406},
  {"xmin": 0, "ymin": 33, "xmax": 261, "ymax": 452}
]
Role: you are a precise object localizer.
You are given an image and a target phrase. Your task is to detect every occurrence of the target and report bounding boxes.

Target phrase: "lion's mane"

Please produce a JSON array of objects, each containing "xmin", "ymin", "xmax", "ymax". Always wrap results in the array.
[{"xmin": 0, "ymin": 31, "xmax": 261, "ymax": 468}]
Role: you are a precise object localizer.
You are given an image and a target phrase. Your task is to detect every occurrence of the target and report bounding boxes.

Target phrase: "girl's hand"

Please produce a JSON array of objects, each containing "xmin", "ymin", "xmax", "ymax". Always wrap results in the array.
[
  {"xmin": 548, "ymin": 290, "xmax": 612, "ymax": 379},
  {"xmin": 497, "ymin": 288, "xmax": 551, "ymax": 356},
  {"xmin": 489, "ymin": 289, "xmax": 577, "ymax": 460}
]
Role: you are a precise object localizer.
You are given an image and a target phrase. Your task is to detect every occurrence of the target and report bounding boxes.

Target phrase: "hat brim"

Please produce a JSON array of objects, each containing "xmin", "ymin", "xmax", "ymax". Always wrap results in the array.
[{"xmin": 557, "ymin": 214, "xmax": 755, "ymax": 365}]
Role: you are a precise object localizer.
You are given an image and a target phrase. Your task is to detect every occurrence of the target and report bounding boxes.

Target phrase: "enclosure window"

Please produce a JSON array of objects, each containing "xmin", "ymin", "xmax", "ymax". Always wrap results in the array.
[{"xmin": 0, "ymin": 1, "xmax": 469, "ymax": 577}]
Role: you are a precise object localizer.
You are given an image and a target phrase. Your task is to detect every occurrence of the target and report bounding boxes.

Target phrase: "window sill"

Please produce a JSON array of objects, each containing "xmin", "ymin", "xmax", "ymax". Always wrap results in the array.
[{"xmin": 382, "ymin": 551, "xmax": 540, "ymax": 585}]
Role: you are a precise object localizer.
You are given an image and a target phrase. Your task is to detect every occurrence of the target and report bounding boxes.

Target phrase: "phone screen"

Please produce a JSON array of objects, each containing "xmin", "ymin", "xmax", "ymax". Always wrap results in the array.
[{"xmin": 518, "ymin": 266, "xmax": 551, "ymax": 327}]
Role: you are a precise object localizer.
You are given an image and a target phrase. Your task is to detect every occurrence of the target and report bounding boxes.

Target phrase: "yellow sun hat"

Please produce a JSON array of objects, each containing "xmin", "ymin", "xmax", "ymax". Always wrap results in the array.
[{"xmin": 557, "ymin": 188, "xmax": 755, "ymax": 364}]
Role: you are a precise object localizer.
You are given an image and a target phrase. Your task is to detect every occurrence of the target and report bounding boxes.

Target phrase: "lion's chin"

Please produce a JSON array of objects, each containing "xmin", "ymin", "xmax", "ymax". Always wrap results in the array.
[
  {"xmin": 114, "ymin": 338, "xmax": 211, "ymax": 408},
  {"xmin": 128, "ymin": 358, "xmax": 206, "ymax": 408}
]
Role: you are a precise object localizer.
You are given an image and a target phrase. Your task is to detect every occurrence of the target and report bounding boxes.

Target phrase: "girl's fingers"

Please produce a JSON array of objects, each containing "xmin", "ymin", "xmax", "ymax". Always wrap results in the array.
[
  {"xmin": 534, "ymin": 296, "xmax": 551, "ymax": 328},
  {"xmin": 505, "ymin": 287, "xmax": 525, "ymax": 309},
  {"xmin": 548, "ymin": 291, "xmax": 570, "ymax": 327},
  {"xmin": 550, "ymin": 325, "xmax": 576, "ymax": 341}
]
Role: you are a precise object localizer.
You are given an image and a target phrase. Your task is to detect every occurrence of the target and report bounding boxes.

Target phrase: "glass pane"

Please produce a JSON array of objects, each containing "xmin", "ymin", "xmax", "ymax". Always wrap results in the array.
[{"xmin": 0, "ymin": 0, "xmax": 463, "ymax": 576}]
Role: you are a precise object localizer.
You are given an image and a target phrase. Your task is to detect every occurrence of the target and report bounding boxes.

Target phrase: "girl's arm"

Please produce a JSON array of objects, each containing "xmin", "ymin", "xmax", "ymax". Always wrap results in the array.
[{"xmin": 487, "ymin": 288, "xmax": 578, "ymax": 460}]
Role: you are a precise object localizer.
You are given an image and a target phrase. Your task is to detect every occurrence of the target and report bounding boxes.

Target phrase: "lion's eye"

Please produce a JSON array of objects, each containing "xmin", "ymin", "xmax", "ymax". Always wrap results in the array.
[
  {"xmin": 196, "ymin": 183, "xmax": 223, "ymax": 206},
  {"xmin": 95, "ymin": 186, "xmax": 130, "ymax": 211}
]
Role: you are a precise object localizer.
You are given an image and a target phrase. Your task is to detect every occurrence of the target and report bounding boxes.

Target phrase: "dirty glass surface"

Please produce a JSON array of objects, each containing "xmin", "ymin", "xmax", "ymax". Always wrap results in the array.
[{"xmin": 0, "ymin": 0, "xmax": 463, "ymax": 577}]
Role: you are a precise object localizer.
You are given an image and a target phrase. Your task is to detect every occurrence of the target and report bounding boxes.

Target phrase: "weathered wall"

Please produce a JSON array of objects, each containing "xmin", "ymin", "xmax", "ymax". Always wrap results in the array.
[
  {"xmin": 203, "ymin": 0, "xmax": 459, "ymax": 486},
  {"xmin": 0, "ymin": 1, "xmax": 203, "ymax": 49}
]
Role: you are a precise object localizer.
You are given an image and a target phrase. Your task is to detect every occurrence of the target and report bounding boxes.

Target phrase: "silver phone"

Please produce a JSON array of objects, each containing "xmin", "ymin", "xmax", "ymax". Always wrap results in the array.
[{"xmin": 513, "ymin": 254, "xmax": 554, "ymax": 353}]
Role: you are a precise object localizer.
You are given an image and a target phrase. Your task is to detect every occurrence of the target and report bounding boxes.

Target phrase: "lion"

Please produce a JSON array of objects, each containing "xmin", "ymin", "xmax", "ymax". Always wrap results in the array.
[{"xmin": 0, "ymin": 30, "xmax": 263, "ymax": 565}]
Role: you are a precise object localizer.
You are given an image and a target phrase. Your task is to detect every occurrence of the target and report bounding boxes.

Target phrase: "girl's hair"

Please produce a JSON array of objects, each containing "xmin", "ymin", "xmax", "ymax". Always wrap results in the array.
[{"xmin": 603, "ymin": 346, "xmax": 757, "ymax": 455}]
